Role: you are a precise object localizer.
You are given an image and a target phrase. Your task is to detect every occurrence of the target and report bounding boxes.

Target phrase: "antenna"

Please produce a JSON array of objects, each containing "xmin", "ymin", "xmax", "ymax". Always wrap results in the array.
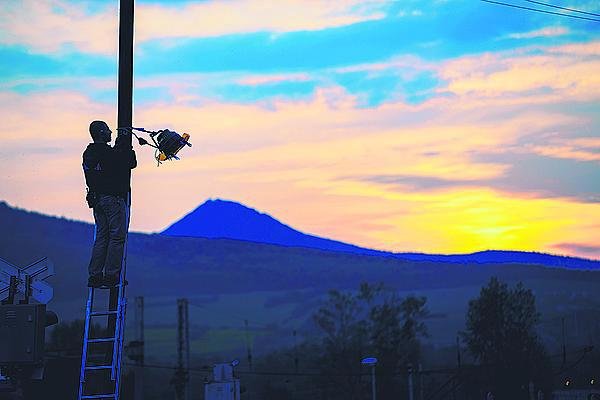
[{"xmin": 0, "ymin": 257, "xmax": 54, "ymax": 304}]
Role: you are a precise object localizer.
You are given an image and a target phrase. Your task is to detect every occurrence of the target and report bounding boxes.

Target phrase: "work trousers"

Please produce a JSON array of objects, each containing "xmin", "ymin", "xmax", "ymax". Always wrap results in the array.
[{"xmin": 88, "ymin": 194, "xmax": 128, "ymax": 278}]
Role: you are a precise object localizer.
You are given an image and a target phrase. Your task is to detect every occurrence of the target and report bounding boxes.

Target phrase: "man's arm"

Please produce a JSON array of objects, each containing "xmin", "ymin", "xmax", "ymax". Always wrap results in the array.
[{"xmin": 114, "ymin": 132, "xmax": 137, "ymax": 169}]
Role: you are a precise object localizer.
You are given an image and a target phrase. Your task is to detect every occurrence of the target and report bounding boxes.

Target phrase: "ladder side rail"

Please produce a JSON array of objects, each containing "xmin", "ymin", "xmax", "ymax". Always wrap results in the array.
[
  {"xmin": 113, "ymin": 296, "xmax": 128, "ymax": 398},
  {"xmin": 110, "ymin": 283, "xmax": 125, "ymax": 381},
  {"xmin": 111, "ymin": 290, "xmax": 126, "ymax": 381},
  {"xmin": 110, "ymin": 192, "xmax": 131, "ymax": 393},
  {"xmin": 110, "ymin": 196, "xmax": 130, "ymax": 381},
  {"xmin": 78, "ymin": 288, "xmax": 95, "ymax": 400}
]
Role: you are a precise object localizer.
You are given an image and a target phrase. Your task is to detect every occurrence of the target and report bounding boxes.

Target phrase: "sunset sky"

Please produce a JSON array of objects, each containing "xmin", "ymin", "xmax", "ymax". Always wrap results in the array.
[{"xmin": 1, "ymin": 0, "xmax": 599, "ymax": 258}]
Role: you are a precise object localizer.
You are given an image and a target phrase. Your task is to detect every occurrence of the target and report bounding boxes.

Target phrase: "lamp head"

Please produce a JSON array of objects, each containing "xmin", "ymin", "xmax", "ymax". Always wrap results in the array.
[{"xmin": 361, "ymin": 357, "xmax": 378, "ymax": 366}]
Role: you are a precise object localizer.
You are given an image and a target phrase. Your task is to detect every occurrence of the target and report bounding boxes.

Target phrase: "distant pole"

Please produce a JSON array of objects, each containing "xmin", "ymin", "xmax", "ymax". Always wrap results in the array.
[
  {"xmin": 293, "ymin": 330, "xmax": 299, "ymax": 373},
  {"xmin": 419, "ymin": 363, "xmax": 424, "ymax": 400},
  {"xmin": 244, "ymin": 319, "xmax": 253, "ymax": 371},
  {"xmin": 561, "ymin": 317, "xmax": 567, "ymax": 366},
  {"xmin": 175, "ymin": 299, "xmax": 190, "ymax": 400},
  {"xmin": 361, "ymin": 357, "xmax": 378, "ymax": 400},
  {"xmin": 371, "ymin": 365, "xmax": 376, "ymax": 400},
  {"xmin": 134, "ymin": 296, "xmax": 144, "ymax": 400},
  {"xmin": 408, "ymin": 364, "xmax": 414, "ymax": 400},
  {"xmin": 456, "ymin": 336, "xmax": 461, "ymax": 369}
]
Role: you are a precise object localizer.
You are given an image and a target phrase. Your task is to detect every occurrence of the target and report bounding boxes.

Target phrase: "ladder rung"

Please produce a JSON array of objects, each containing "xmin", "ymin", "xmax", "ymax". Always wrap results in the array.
[
  {"xmin": 85, "ymin": 365, "xmax": 113, "ymax": 370},
  {"xmin": 88, "ymin": 337, "xmax": 116, "ymax": 343},
  {"xmin": 90, "ymin": 310, "xmax": 117, "ymax": 316},
  {"xmin": 81, "ymin": 394, "xmax": 115, "ymax": 399}
]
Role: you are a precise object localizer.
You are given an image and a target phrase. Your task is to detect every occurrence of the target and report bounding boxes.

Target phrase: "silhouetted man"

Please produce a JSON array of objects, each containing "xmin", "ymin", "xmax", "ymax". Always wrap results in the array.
[{"xmin": 83, "ymin": 120, "xmax": 136, "ymax": 288}]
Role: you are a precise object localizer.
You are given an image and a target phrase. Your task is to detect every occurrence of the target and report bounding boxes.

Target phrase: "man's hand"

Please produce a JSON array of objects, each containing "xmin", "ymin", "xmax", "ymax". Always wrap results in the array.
[{"xmin": 114, "ymin": 132, "xmax": 133, "ymax": 150}]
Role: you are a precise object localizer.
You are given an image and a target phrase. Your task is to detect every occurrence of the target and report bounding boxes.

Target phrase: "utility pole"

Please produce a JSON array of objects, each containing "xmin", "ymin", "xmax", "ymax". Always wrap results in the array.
[
  {"xmin": 174, "ymin": 298, "xmax": 190, "ymax": 400},
  {"xmin": 456, "ymin": 336, "xmax": 461, "ymax": 369},
  {"xmin": 561, "ymin": 317, "xmax": 567, "ymax": 366},
  {"xmin": 133, "ymin": 296, "xmax": 144, "ymax": 400},
  {"xmin": 244, "ymin": 319, "xmax": 253, "ymax": 371},
  {"xmin": 407, "ymin": 364, "xmax": 414, "ymax": 400},
  {"xmin": 293, "ymin": 329, "xmax": 299, "ymax": 373},
  {"xmin": 419, "ymin": 363, "xmax": 424, "ymax": 400},
  {"xmin": 118, "ymin": 0, "xmax": 134, "ymax": 138},
  {"xmin": 108, "ymin": 0, "xmax": 134, "ymax": 346}
]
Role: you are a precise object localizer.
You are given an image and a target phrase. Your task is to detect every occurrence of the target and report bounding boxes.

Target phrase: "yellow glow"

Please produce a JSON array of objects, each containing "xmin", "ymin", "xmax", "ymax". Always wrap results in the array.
[{"xmin": 370, "ymin": 188, "xmax": 598, "ymax": 255}]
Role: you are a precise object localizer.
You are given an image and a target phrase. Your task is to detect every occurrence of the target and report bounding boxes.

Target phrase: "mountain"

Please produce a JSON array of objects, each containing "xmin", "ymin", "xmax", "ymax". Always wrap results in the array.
[
  {"xmin": 162, "ymin": 199, "xmax": 599, "ymax": 269},
  {"xmin": 162, "ymin": 199, "xmax": 387, "ymax": 255},
  {"xmin": 2, "ymin": 200, "xmax": 600, "ymax": 349}
]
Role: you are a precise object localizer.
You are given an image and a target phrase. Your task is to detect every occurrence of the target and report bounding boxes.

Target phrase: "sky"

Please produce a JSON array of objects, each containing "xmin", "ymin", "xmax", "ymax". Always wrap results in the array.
[{"xmin": 1, "ymin": 0, "xmax": 599, "ymax": 259}]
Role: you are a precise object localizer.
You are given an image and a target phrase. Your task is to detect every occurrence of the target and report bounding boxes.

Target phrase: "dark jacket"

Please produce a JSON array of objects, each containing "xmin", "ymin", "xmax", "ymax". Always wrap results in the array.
[{"xmin": 83, "ymin": 142, "xmax": 137, "ymax": 199}]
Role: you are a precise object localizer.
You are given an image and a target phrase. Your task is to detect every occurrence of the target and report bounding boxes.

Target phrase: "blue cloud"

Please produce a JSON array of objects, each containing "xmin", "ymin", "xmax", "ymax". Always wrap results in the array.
[
  {"xmin": 0, "ymin": 45, "xmax": 115, "ymax": 79},
  {"xmin": 2, "ymin": 0, "xmax": 598, "ymax": 108},
  {"xmin": 132, "ymin": 1, "xmax": 594, "ymax": 77},
  {"xmin": 217, "ymin": 80, "xmax": 317, "ymax": 103}
]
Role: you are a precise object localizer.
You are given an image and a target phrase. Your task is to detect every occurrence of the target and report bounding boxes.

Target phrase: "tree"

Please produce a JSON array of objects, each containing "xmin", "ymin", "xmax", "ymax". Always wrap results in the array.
[
  {"xmin": 313, "ymin": 282, "xmax": 428, "ymax": 400},
  {"xmin": 313, "ymin": 286, "xmax": 371, "ymax": 400},
  {"xmin": 462, "ymin": 277, "xmax": 551, "ymax": 399}
]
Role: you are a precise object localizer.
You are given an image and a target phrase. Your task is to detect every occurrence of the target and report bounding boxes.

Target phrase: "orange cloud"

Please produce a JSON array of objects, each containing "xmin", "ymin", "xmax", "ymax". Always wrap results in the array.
[
  {"xmin": 527, "ymin": 141, "xmax": 600, "ymax": 163},
  {"xmin": 2, "ymin": 37, "xmax": 599, "ymax": 258},
  {"xmin": 439, "ymin": 41, "xmax": 600, "ymax": 102}
]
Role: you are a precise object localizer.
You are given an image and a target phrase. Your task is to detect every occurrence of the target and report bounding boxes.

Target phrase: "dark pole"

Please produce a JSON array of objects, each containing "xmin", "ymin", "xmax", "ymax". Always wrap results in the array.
[
  {"xmin": 118, "ymin": 0, "xmax": 134, "ymax": 145},
  {"xmin": 109, "ymin": 0, "xmax": 134, "ymax": 342}
]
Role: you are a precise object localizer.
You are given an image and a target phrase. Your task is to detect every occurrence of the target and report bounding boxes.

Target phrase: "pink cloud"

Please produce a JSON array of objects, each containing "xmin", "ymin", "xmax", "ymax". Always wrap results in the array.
[
  {"xmin": 506, "ymin": 26, "xmax": 569, "ymax": 40},
  {"xmin": 525, "ymin": 136, "xmax": 600, "ymax": 163},
  {"xmin": 235, "ymin": 73, "xmax": 312, "ymax": 86},
  {"xmin": 439, "ymin": 41, "xmax": 600, "ymax": 102},
  {"xmin": 0, "ymin": 1, "xmax": 118, "ymax": 55}
]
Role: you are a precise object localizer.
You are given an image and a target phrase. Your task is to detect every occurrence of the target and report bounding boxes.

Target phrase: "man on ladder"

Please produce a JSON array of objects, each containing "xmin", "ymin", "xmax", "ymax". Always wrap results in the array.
[
  {"xmin": 79, "ymin": 121, "xmax": 135, "ymax": 400},
  {"xmin": 83, "ymin": 120, "xmax": 136, "ymax": 288},
  {"xmin": 79, "ymin": 2, "xmax": 135, "ymax": 398}
]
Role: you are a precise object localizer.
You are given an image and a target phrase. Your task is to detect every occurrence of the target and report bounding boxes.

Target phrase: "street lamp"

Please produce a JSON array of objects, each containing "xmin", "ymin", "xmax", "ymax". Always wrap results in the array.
[{"xmin": 361, "ymin": 357, "xmax": 378, "ymax": 400}]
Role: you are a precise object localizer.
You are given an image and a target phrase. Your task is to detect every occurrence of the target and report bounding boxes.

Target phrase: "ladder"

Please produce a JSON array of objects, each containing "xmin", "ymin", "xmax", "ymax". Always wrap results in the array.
[
  {"xmin": 78, "ymin": 198, "xmax": 130, "ymax": 400},
  {"xmin": 77, "ymin": 269, "xmax": 128, "ymax": 400}
]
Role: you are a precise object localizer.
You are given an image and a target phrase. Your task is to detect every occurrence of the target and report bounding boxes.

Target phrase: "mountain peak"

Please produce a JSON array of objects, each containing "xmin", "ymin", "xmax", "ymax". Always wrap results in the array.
[
  {"xmin": 160, "ymin": 198, "xmax": 377, "ymax": 253},
  {"xmin": 160, "ymin": 198, "xmax": 600, "ymax": 269},
  {"xmin": 161, "ymin": 199, "xmax": 298, "ymax": 241}
]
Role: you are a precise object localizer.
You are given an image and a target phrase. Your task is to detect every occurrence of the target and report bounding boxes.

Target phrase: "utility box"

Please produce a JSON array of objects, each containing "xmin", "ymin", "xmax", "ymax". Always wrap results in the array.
[
  {"xmin": 204, "ymin": 363, "xmax": 240, "ymax": 400},
  {"xmin": 0, "ymin": 303, "xmax": 46, "ymax": 365}
]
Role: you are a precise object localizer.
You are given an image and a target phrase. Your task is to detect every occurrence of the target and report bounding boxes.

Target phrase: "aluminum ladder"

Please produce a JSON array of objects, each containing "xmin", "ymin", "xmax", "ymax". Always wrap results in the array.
[{"xmin": 77, "ymin": 268, "xmax": 128, "ymax": 400}]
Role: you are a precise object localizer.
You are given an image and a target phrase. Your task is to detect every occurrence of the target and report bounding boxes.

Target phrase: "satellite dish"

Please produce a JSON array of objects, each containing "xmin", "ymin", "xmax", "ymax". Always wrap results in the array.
[{"xmin": 0, "ymin": 257, "xmax": 54, "ymax": 304}]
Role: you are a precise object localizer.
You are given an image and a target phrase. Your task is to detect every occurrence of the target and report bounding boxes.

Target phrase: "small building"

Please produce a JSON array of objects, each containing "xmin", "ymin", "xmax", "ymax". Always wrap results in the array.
[{"xmin": 204, "ymin": 362, "xmax": 241, "ymax": 400}]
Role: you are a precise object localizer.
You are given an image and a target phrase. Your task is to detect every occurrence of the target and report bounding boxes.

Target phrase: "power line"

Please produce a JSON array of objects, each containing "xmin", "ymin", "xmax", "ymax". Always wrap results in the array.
[
  {"xmin": 480, "ymin": 0, "xmax": 600, "ymax": 22},
  {"xmin": 523, "ymin": 0, "xmax": 600, "ymax": 18}
]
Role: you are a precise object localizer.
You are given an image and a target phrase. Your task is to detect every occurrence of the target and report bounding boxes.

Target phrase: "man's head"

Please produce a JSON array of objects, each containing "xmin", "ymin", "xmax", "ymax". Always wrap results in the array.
[{"xmin": 89, "ymin": 120, "xmax": 112, "ymax": 143}]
